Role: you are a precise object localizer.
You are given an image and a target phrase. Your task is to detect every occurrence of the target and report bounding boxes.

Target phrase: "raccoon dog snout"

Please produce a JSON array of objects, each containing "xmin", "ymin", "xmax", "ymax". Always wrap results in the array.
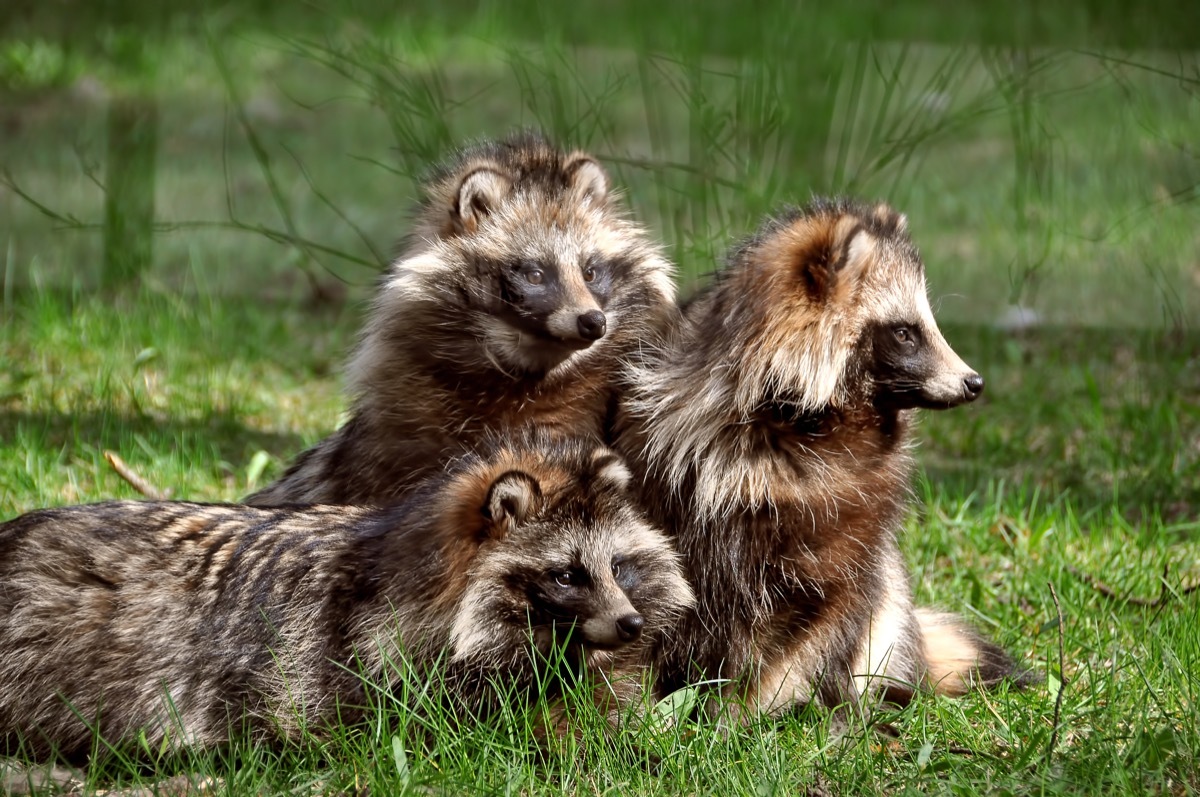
[{"xmin": 577, "ymin": 309, "xmax": 607, "ymax": 341}]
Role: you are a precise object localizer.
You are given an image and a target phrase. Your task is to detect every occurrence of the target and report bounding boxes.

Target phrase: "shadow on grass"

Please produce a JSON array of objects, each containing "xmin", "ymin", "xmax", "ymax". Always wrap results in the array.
[
  {"xmin": 919, "ymin": 325, "xmax": 1200, "ymax": 526},
  {"xmin": 2, "ymin": 409, "xmax": 305, "ymax": 460},
  {"xmin": 921, "ymin": 464, "xmax": 1199, "ymax": 528},
  {"xmin": 0, "ymin": 409, "xmax": 310, "ymax": 507}
]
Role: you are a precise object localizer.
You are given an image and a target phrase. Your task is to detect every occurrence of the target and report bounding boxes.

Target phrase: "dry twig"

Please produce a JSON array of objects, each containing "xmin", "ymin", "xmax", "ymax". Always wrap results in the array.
[
  {"xmin": 1045, "ymin": 581, "xmax": 1066, "ymax": 766},
  {"xmin": 104, "ymin": 451, "xmax": 171, "ymax": 500}
]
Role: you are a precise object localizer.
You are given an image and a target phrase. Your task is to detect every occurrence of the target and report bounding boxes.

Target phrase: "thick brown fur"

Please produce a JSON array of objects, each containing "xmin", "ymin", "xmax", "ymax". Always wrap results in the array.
[
  {"xmin": 0, "ymin": 434, "xmax": 693, "ymax": 762},
  {"xmin": 247, "ymin": 131, "xmax": 676, "ymax": 507},
  {"xmin": 617, "ymin": 197, "xmax": 1031, "ymax": 717}
]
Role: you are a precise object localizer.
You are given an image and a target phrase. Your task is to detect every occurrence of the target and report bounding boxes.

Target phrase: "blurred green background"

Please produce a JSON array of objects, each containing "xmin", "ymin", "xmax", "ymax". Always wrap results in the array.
[{"xmin": 3, "ymin": 0, "xmax": 1198, "ymax": 325}]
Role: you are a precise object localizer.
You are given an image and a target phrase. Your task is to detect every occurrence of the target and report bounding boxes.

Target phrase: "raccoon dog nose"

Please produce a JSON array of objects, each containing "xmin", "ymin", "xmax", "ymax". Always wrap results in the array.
[
  {"xmin": 963, "ymin": 374, "xmax": 985, "ymax": 400},
  {"xmin": 615, "ymin": 613, "xmax": 644, "ymax": 642},
  {"xmin": 577, "ymin": 310, "xmax": 607, "ymax": 341}
]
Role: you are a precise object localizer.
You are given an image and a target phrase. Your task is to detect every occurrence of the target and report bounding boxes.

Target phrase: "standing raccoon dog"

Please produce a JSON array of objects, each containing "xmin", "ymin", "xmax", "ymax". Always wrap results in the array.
[
  {"xmin": 0, "ymin": 436, "xmax": 693, "ymax": 762},
  {"xmin": 618, "ymin": 198, "xmax": 1029, "ymax": 718},
  {"xmin": 248, "ymin": 132, "xmax": 676, "ymax": 507}
]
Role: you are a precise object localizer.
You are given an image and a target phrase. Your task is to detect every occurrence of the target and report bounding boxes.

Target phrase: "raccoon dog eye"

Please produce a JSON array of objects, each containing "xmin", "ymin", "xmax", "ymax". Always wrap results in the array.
[
  {"xmin": 611, "ymin": 562, "xmax": 620, "ymax": 578},
  {"xmin": 526, "ymin": 269, "xmax": 545, "ymax": 285},
  {"xmin": 554, "ymin": 571, "xmax": 573, "ymax": 588},
  {"xmin": 582, "ymin": 266, "xmax": 597, "ymax": 283},
  {"xmin": 894, "ymin": 327, "xmax": 912, "ymax": 345}
]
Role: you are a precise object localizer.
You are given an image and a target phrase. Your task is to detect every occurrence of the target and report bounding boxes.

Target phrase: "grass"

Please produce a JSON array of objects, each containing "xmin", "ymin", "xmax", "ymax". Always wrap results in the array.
[
  {"xmin": 2, "ymin": 4, "xmax": 1199, "ymax": 795},
  {"xmin": 3, "ymin": 293, "xmax": 1197, "ymax": 795}
]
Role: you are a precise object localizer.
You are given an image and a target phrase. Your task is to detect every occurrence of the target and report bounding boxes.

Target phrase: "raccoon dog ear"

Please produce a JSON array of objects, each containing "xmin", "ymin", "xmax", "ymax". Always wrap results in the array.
[
  {"xmin": 482, "ymin": 470, "xmax": 542, "ymax": 534},
  {"xmin": 792, "ymin": 215, "xmax": 876, "ymax": 301},
  {"xmin": 590, "ymin": 449, "xmax": 633, "ymax": 491},
  {"xmin": 454, "ymin": 168, "xmax": 512, "ymax": 234},
  {"xmin": 565, "ymin": 155, "xmax": 609, "ymax": 202},
  {"xmin": 871, "ymin": 202, "xmax": 908, "ymax": 234}
]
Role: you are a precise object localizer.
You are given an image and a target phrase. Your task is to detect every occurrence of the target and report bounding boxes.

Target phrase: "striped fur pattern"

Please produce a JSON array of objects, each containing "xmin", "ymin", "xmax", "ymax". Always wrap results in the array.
[
  {"xmin": 618, "ymin": 197, "xmax": 1028, "ymax": 716},
  {"xmin": 247, "ymin": 131, "xmax": 676, "ymax": 507},
  {"xmin": 0, "ymin": 435, "xmax": 693, "ymax": 761}
]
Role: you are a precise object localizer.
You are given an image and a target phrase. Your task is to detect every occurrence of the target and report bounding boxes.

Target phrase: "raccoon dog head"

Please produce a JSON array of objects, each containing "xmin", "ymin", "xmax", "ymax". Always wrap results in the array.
[
  {"xmin": 444, "ymin": 437, "xmax": 693, "ymax": 664},
  {"xmin": 376, "ymin": 131, "xmax": 674, "ymax": 376},
  {"xmin": 457, "ymin": 154, "xmax": 610, "ymax": 358},
  {"xmin": 721, "ymin": 197, "xmax": 983, "ymax": 414}
]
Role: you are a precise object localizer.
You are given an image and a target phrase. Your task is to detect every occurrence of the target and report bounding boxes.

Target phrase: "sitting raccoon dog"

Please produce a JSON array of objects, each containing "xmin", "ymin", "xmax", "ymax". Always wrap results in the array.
[
  {"xmin": 0, "ymin": 435, "xmax": 693, "ymax": 762},
  {"xmin": 247, "ymin": 131, "xmax": 677, "ymax": 507},
  {"xmin": 617, "ymin": 198, "xmax": 1031, "ymax": 720}
]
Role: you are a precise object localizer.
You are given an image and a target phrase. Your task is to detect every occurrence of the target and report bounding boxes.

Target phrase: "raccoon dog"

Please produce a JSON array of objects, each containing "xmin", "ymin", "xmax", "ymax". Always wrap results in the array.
[
  {"xmin": 618, "ymin": 197, "xmax": 1029, "ymax": 718},
  {"xmin": 0, "ymin": 435, "xmax": 693, "ymax": 761},
  {"xmin": 247, "ymin": 131, "xmax": 676, "ymax": 507}
]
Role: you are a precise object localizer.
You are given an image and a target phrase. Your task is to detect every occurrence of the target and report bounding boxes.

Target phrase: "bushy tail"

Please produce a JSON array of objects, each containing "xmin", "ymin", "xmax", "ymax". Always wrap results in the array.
[{"xmin": 915, "ymin": 609, "xmax": 1036, "ymax": 696}]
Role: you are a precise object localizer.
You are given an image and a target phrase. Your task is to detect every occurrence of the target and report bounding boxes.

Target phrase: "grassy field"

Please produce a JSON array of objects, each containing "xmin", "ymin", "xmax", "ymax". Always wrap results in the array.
[{"xmin": 1, "ymin": 5, "xmax": 1199, "ymax": 795}]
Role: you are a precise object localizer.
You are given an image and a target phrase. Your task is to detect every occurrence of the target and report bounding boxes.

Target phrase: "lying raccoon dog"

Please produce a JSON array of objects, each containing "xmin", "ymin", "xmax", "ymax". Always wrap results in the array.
[
  {"xmin": 618, "ymin": 197, "xmax": 1033, "ymax": 719},
  {"xmin": 0, "ymin": 436, "xmax": 693, "ymax": 762}
]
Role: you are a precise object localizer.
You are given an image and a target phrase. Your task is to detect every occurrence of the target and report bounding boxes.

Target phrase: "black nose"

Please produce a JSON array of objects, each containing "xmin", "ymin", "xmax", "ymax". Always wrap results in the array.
[
  {"xmin": 615, "ymin": 613, "xmax": 644, "ymax": 642},
  {"xmin": 963, "ymin": 373, "xmax": 985, "ymax": 400},
  {"xmin": 577, "ymin": 310, "xmax": 607, "ymax": 341}
]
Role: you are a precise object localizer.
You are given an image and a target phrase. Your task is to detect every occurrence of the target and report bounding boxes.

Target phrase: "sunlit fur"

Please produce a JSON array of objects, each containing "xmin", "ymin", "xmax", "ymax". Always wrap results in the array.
[
  {"xmin": 0, "ymin": 435, "xmax": 692, "ymax": 762},
  {"xmin": 618, "ymin": 197, "xmax": 1028, "ymax": 718},
  {"xmin": 247, "ymin": 131, "xmax": 676, "ymax": 507}
]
